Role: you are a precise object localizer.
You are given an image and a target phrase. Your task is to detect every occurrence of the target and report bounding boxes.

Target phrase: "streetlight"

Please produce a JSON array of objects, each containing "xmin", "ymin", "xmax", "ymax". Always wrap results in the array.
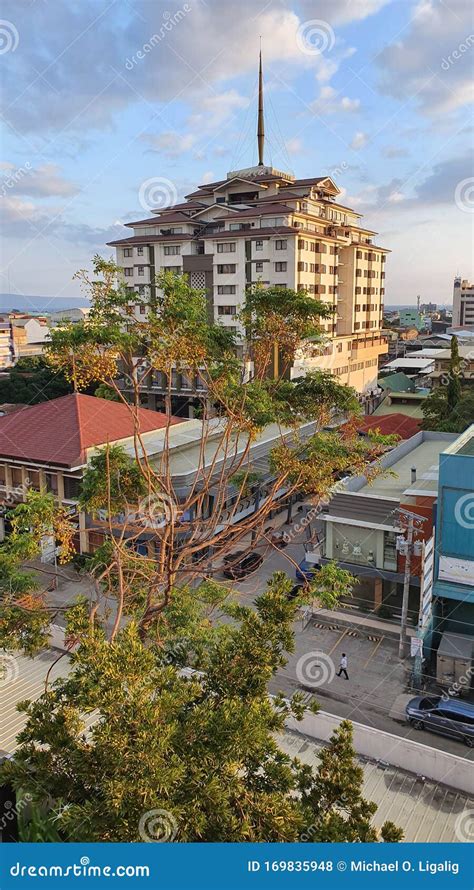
[{"xmin": 396, "ymin": 508, "xmax": 426, "ymax": 659}]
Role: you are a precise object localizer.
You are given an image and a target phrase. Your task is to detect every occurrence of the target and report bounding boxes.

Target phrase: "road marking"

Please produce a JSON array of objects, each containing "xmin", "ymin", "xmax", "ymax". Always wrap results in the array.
[
  {"xmin": 328, "ymin": 627, "xmax": 348, "ymax": 656},
  {"xmin": 363, "ymin": 634, "xmax": 385, "ymax": 669}
]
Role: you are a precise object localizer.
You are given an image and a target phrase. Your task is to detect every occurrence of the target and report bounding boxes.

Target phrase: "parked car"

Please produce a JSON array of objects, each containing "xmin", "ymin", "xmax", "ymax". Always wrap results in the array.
[
  {"xmin": 222, "ymin": 550, "xmax": 246, "ymax": 565},
  {"xmin": 405, "ymin": 695, "xmax": 474, "ymax": 747},
  {"xmin": 296, "ymin": 559, "xmax": 320, "ymax": 582},
  {"xmin": 223, "ymin": 552, "xmax": 264, "ymax": 580}
]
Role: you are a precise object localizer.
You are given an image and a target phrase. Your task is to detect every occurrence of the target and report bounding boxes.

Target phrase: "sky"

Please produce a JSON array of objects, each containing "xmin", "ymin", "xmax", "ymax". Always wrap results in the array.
[{"xmin": 1, "ymin": 0, "xmax": 473, "ymax": 310}]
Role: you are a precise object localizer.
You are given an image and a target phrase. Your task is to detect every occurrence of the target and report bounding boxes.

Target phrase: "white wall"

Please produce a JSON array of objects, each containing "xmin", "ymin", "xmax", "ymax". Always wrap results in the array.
[{"xmin": 286, "ymin": 708, "xmax": 474, "ymax": 794}]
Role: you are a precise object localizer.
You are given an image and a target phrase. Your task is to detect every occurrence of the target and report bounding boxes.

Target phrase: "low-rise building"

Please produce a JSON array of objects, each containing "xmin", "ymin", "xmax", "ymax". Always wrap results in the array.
[
  {"xmin": 0, "ymin": 393, "xmax": 315, "ymax": 554},
  {"xmin": 306, "ymin": 431, "xmax": 457, "ymax": 620},
  {"xmin": 431, "ymin": 425, "xmax": 474, "ymax": 642}
]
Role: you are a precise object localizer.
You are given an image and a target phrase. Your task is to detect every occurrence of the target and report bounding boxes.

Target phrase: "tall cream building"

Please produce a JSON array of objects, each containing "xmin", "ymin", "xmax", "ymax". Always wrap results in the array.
[{"xmin": 109, "ymin": 57, "xmax": 388, "ymax": 414}]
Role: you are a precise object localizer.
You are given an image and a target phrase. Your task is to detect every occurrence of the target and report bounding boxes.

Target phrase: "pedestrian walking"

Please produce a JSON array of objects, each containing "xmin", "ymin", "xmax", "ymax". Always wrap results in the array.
[{"xmin": 336, "ymin": 653, "xmax": 349, "ymax": 680}]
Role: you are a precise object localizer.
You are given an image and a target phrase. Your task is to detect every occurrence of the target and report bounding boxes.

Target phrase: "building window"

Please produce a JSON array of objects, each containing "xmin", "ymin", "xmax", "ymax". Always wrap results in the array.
[
  {"xmin": 217, "ymin": 242, "xmax": 236, "ymax": 253},
  {"xmin": 137, "ymin": 246, "xmax": 144, "ymax": 256},
  {"xmin": 139, "ymin": 304, "xmax": 146, "ymax": 315},
  {"xmin": 217, "ymin": 305, "xmax": 236, "ymax": 315},
  {"xmin": 217, "ymin": 264, "xmax": 236, "ymax": 274},
  {"xmin": 217, "ymin": 285, "xmax": 236, "ymax": 295},
  {"xmin": 275, "ymin": 262, "xmax": 287, "ymax": 272},
  {"xmin": 255, "ymin": 240, "xmax": 263, "ymax": 250},
  {"xmin": 255, "ymin": 261, "xmax": 263, "ymax": 273},
  {"xmin": 138, "ymin": 266, "xmax": 144, "ymax": 276},
  {"xmin": 123, "ymin": 248, "xmax": 132, "ymax": 257},
  {"xmin": 163, "ymin": 245, "xmax": 181, "ymax": 255},
  {"xmin": 45, "ymin": 472, "xmax": 58, "ymax": 495},
  {"xmin": 63, "ymin": 476, "xmax": 80, "ymax": 500},
  {"xmin": 124, "ymin": 267, "xmax": 133, "ymax": 277},
  {"xmin": 275, "ymin": 240, "xmax": 287, "ymax": 250}
]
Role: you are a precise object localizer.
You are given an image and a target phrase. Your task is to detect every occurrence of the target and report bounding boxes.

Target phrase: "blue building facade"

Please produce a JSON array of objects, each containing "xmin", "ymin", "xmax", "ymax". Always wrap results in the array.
[{"xmin": 432, "ymin": 425, "xmax": 474, "ymax": 639}]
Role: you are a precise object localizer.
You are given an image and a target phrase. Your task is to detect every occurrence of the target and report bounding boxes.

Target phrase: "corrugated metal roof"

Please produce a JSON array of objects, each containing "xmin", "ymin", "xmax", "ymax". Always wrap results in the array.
[
  {"xmin": 278, "ymin": 730, "xmax": 473, "ymax": 842},
  {"xmin": 0, "ymin": 650, "xmax": 71, "ymax": 756}
]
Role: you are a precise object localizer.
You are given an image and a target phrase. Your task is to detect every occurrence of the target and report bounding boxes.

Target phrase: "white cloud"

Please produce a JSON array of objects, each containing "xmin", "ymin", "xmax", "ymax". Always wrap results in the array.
[
  {"xmin": 312, "ymin": 86, "xmax": 361, "ymax": 115},
  {"xmin": 0, "ymin": 163, "xmax": 78, "ymax": 198},
  {"xmin": 141, "ymin": 132, "xmax": 196, "ymax": 158},
  {"xmin": 285, "ymin": 137, "xmax": 303, "ymax": 154},
  {"xmin": 350, "ymin": 131, "xmax": 368, "ymax": 150},
  {"xmin": 377, "ymin": 0, "xmax": 474, "ymax": 116}
]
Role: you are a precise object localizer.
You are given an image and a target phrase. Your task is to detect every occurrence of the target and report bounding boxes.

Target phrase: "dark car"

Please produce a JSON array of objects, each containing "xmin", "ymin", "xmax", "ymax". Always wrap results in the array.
[
  {"xmin": 406, "ymin": 695, "xmax": 474, "ymax": 747},
  {"xmin": 223, "ymin": 552, "xmax": 264, "ymax": 580},
  {"xmin": 222, "ymin": 550, "xmax": 246, "ymax": 565}
]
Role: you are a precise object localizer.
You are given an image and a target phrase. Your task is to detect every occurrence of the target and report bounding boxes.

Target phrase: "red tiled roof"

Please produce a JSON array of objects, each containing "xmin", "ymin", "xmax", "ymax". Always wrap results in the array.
[
  {"xmin": 355, "ymin": 413, "xmax": 421, "ymax": 439},
  {"xmin": 0, "ymin": 393, "xmax": 183, "ymax": 468}
]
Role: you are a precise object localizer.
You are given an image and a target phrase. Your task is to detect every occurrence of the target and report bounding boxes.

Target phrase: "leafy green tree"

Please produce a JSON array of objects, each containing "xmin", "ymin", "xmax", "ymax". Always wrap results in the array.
[
  {"xmin": 94, "ymin": 383, "xmax": 120, "ymax": 401},
  {"xmin": 0, "ymin": 357, "xmax": 73, "ymax": 405},
  {"xmin": 446, "ymin": 336, "xmax": 462, "ymax": 411},
  {"xmin": 0, "ymin": 259, "xmax": 401, "ymax": 843},
  {"xmin": 3, "ymin": 575, "xmax": 401, "ymax": 843}
]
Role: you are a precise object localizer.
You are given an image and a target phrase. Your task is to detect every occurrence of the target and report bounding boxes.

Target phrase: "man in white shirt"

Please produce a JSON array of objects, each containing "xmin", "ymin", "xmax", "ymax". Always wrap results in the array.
[{"xmin": 336, "ymin": 653, "xmax": 349, "ymax": 680}]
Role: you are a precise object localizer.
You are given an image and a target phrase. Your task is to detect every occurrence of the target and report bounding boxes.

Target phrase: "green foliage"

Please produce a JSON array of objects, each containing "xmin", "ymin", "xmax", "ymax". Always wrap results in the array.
[
  {"xmin": 2, "ymin": 575, "xmax": 400, "ymax": 843},
  {"xmin": 446, "ymin": 337, "xmax": 462, "ymax": 411},
  {"xmin": 79, "ymin": 444, "xmax": 147, "ymax": 515},
  {"xmin": 307, "ymin": 562, "xmax": 354, "ymax": 610},
  {"xmin": 94, "ymin": 383, "xmax": 120, "ymax": 401},
  {"xmin": 298, "ymin": 720, "xmax": 403, "ymax": 841},
  {"xmin": 421, "ymin": 386, "xmax": 474, "ymax": 432},
  {"xmin": 0, "ymin": 356, "xmax": 73, "ymax": 405}
]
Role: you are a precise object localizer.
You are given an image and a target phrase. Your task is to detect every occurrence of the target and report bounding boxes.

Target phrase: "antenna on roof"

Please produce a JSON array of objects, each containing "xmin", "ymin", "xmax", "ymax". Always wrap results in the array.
[{"xmin": 257, "ymin": 40, "xmax": 264, "ymax": 166}]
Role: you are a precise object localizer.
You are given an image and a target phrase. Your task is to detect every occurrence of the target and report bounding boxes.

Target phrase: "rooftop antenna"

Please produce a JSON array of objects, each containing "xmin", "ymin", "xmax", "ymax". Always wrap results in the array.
[{"xmin": 257, "ymin": 39, "xmax": 264, "ymax": 166}]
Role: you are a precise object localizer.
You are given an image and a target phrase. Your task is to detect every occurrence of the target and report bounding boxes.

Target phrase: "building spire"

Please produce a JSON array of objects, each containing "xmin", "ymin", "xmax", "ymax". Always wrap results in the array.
[{"xmin": 257, "ymin": 42, "xmax": 264, "ymax": 167}]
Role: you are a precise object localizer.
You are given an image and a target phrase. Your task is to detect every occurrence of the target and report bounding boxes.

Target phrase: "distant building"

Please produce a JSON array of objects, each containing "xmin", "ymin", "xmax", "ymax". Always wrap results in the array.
[
  {"xmin": 420, "ymin": 302, "xmax": 437, "ymax": 313},
  {"xmin": 108, "ymin": 54, "xmax": 389, "ymax": 412},
  {"xmin": 10, "ymin": 315, "xmax": 49, "ymax": 360},
  {"xmin": 47, "ymin": 307, "xmax": 90, "ymax": 327},
  {"xmin": 452, "ymin": 277, "xmax": 474, "ymax": 327}
]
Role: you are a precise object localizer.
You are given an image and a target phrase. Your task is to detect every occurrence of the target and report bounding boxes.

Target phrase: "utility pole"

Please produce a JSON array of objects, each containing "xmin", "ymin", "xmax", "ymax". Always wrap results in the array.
[
  {"xmin": 398, "ymin": 515, "xmax": 414, "ymax": 659},
  {"xmin": 396, "ymin": 508, "xmax": 425, "ymax": 659}
]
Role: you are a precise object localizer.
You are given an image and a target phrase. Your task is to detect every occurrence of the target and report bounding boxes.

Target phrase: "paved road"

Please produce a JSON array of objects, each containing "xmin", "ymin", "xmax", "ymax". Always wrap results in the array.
[{"xmin": 220, "ymin": 530, "xmax": 474, "ymax": 762}]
